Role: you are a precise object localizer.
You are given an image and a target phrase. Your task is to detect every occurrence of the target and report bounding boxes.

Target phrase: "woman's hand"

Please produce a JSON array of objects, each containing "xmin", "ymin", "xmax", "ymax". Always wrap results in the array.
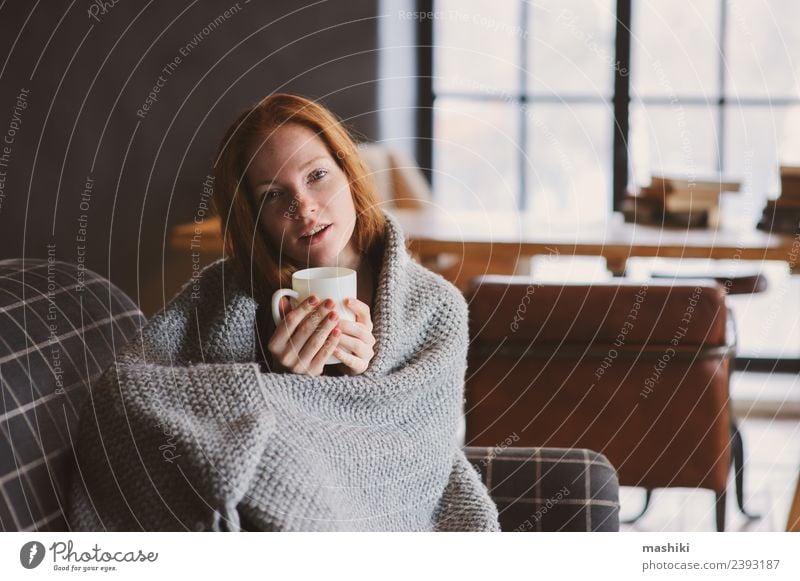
[
  {"xmin": 331, "ymin": 297, "xmax": 376, "ymax": 375},
  {"xmin": 267, "ymin": 295, "xmax": 342, "ymax": 376}
]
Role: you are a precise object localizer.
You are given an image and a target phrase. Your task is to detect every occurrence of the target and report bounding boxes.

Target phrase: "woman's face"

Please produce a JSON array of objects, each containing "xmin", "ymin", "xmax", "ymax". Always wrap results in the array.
[{"xmin": 246, "ymin": 123, "xmax": 358, "ymax": 269}]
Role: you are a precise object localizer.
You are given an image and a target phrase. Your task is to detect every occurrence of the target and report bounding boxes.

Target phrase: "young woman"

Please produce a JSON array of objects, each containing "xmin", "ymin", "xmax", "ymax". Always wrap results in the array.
[
  {"xmin": 68, "ymin": 93, "xmax": 500, "ymax": 532},
  {"xmin": 213, "ymin": 93, "xmax": 384, "ymax": 377}
]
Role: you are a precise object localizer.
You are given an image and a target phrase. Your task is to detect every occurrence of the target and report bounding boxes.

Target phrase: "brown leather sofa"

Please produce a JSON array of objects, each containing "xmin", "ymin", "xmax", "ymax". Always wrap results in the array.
[{"xmin": 464, "ymin": 275, "xmax": 752, "ymax": 530}]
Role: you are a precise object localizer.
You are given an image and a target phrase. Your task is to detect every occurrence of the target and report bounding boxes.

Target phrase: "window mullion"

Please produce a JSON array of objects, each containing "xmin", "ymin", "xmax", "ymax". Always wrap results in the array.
[
  {"xmin": 519, "ymin": 0, "xmax": 529, "ymax": 212},
  {"xmin": 718, "ymin": 0, "xmax": 727, "ymax": 173},
  {"xmin": 613, "ymin": 0, "xmax": 633, "ymax": 211}
]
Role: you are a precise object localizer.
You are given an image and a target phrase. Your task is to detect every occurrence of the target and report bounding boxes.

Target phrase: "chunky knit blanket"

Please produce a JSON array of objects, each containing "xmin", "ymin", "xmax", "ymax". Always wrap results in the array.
[{"xmin": 67, "ymin": 212, "xmax": 499, "ymax": 532}]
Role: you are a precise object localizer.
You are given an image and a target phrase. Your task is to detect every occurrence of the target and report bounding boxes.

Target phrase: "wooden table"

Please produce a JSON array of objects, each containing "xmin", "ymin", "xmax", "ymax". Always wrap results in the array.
[
  {"xmin": 172, "ymin": 209, "xmax": 799, "ymax": 288},
  {"xmin": 396, "ymin": 209, "xmax": 796, "ymax": 267}
]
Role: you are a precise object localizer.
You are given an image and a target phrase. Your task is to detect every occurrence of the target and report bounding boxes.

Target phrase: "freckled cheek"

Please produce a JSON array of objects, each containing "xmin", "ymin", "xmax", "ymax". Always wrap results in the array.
[
  {"xmin": 327, "ymin": 176, "xmax": 352, "ymax": 203},
  {"xmin": 258, "ymin": 214, "xmax": 293, "ymax": 247}
]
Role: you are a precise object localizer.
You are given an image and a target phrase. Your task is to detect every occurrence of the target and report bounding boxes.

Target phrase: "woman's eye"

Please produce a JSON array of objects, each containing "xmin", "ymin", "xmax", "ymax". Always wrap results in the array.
[
  {"xmin": 264, "ymin": 190, "xmax": 282, "ymax": 202},
  {"xmin": 309, "ymin": 169, "xmax": 327, "ymax": 182}
]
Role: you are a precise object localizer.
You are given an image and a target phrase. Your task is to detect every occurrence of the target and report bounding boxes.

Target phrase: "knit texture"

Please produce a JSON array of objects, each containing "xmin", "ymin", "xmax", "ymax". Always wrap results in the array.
[{"xmin": 67, "ymin": 212, "xmax": 500, "ymax": 532}]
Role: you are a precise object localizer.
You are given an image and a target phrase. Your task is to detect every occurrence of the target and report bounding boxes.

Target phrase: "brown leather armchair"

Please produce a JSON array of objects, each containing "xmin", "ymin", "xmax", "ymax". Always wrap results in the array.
[{"xmin": 464, "ymin": 275, "xmax": 756, "ymax": 531}]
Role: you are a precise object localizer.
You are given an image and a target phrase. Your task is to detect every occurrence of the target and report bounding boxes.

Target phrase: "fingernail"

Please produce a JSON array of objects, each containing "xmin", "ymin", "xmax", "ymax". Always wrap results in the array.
[
  {"xmin": 324, "ymin": 298, "xmax": 335, "ymax": 309},
  {"xmin": 332, "ymin": 327, "xmax": 341, "ymax": 337},
  {"xmin": 328, "ymin": 311, "xmax": 338, "ymax": 321},
  {"xmin": 308, "ymin": 296, "xmax": 319, "ymax": 305}
]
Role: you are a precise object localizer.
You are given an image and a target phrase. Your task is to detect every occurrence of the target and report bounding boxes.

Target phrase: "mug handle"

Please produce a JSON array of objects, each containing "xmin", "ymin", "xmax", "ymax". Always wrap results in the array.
[{"xmin": 271, "ymin": 289, "xmax": 300, "ymax": 326}]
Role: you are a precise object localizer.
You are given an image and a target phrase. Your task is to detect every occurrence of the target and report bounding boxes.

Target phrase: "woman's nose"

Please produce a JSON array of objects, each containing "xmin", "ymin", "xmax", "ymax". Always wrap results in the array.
[{"xmin": 292, "ymin": 191, "xmax": 317, "ymax": 217}]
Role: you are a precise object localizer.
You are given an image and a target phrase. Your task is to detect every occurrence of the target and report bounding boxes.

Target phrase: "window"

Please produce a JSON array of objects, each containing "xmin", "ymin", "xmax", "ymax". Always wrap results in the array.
[
  {"xmin": 423, "ymin": 0, "xmax": 800, "ymax": 226},
  {"xmin": 430, "ymin": 0, "xmax": 615, "ymax": 221}
]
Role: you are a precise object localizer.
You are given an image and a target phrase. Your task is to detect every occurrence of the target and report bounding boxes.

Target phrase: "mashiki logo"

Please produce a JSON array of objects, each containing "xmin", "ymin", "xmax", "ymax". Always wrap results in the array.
[{"xmin": 19, "ymin": 541, "xmax": 46, "ymax": 569}]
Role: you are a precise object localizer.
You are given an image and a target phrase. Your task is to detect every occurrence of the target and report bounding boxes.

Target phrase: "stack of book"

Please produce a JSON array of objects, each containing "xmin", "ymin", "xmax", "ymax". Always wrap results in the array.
[
  {"xmin": 622, "ymin": 174, "xmax": 740, "ymax": 228},
  {"xmin": 757, "ymin": 166, "xmax": 800, "ymax": 234}
]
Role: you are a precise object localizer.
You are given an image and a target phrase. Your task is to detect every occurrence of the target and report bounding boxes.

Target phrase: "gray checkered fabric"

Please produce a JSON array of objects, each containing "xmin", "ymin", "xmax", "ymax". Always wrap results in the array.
[
  {"xmin": 0, "ymin": 259, "xmax": 145, "ymax": 531},
  {"xmin": 465, "ymin": 446, "xmax": 619, "ymax": 532}
]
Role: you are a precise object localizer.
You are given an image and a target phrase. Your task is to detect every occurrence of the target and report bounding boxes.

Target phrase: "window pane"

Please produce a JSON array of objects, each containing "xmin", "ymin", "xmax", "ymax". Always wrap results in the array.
[
  {"xmin": 724, "ymin": 105, "xmax": 800, "ymax": 227},
  {"xmin": 526, "ymin": 104, "xmax": 612, "ymax": 220},
  {"xmin": 632, "ymin": 0, "xmax": 720, "ymax": 97},
  {"xmin": 629, "ymin": 103, "xmax": 719, "ymax": 185},
  {"xmin": 433, "ymin": 0, "xmax": 520, "ymax": 94},
  {"xmin": 727, "ymin": 0, "xmax": 800, "ymax": 98},
  {"xmin": 528, "ymin": 0, "xmax": 616, "ymax": 98},
  {"xmin": 432, "ymin": 98, "xmax": 520, "ymax": 211}
]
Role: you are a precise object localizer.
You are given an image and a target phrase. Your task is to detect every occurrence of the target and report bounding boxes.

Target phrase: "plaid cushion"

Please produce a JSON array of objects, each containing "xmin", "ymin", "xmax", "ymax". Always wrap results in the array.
[
  {"xmin": 0, "ymin": 259, "xmax": 145, "ymax": 531},
  {"xmin": 465, "ymin": 446, "xmax": 620, "ymax": 531}
]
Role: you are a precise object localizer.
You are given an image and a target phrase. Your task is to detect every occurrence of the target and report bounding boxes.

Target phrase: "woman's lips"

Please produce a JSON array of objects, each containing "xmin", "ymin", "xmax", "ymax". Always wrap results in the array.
[{"xmin": 299, "ymin": 223, "xmax": 332, "ymax": 245}]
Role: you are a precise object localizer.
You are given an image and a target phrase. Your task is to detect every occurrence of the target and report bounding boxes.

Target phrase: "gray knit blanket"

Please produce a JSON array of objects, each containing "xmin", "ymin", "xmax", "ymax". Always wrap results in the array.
[{"xmin": 67, "ymin": 212, "xmax": 500, "ymax": 532}]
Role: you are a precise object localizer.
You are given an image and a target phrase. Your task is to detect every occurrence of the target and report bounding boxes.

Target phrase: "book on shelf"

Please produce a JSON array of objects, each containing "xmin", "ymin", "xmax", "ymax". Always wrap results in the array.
[
  {"xmin": 621, "ymin": 193, "xmax": 715, "ymax": 229},
  {"xmin": 777, "ymin": 165, "xmax": 800, "ymax": 199},
  {"xmin": 647, "ymin": 173, "xmax": 741, "ymax": 195},
  {"xmin": 779, "ymin": 165, "xmax": 800, "ymax": 178},
  {"xmin": 768, "ymin": 197, "xmax": 800, "ymax": 209},
  {"xmin": 758, "ymin": 211, "xmax": 800, "ymax": 234},
  {"xmin": 663, "ymin": 189, "xmax": 722, "ymax": 212},
  {"xmin": 758, "ymin": 196, "xmax": 800, "ymax": 234},
  {"xmin": 779, "ymin": 180, "xmax": 800, "ymax": 199}
]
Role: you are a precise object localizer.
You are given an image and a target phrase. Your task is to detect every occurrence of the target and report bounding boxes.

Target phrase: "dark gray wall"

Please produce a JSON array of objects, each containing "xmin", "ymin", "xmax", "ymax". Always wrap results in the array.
[{"xmin": 0, "ymin": 0, "xmax": 380, "ymax": 315}]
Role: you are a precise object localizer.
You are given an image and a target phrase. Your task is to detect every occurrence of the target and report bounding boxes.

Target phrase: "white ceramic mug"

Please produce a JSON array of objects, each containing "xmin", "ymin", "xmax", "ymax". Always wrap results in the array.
[{"xmin": 271, "ymin": 267, "xmax": 357, "ymax": 365}]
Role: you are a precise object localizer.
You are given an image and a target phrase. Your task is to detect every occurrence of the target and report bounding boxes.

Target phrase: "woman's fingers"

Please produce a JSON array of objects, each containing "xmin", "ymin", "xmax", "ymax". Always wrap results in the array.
[
  {"xmin": 308, "ymin": 326, "xmax": 341, "ymax": 371},
  {"xmin": 271, "ymin": 300, "xmax": 342, "ymax": 373},
  {"xmin": 278, "ymin": 296, "xmax": 292, "ymax": 318},
  {"xmin": 332, "ymin": 305, "xmax": 376, "ymax": 375},
  {"xmin": 344, "ymin": 297, "xmax": 372, "ymax": 330},
  {"xmin": 269, "ymin": 295, "xmax": 319, "ymax": 347},
  {"xmin": 286, "ymin": 299, "xmax": 337, "ymax": 354},
  {"xmin": 336, "ymin": 319, "xmax": 376, "ymax": 346},
  {"xmin": 268, "ymin": 295, "xmax": 375, "ymax": 376},
  {"xmin": 333, "ymin": 346, "xmax": 368, "ymax": 375},
  {"xmin": 335, "ymin": 333, "xmax": 374, "ymax": 360},
  {"xmin": 296, "ymin": 310, "xmax": 340, "ymax": 363}
]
